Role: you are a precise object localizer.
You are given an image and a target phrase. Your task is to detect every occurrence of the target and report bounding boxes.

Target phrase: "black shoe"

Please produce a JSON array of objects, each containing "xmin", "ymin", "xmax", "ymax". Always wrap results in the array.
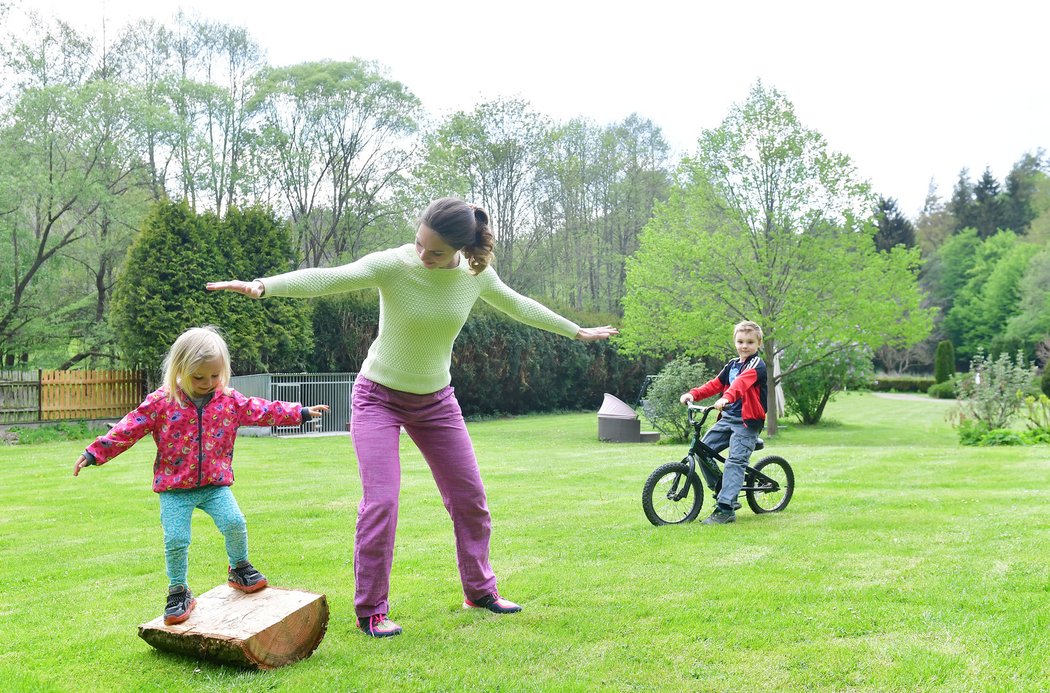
[
  {"xmin": 702, "ymin": 509, "xmax": 736, "ymax": 525},
  {"xmin": 228, "ymin": 560, "xmax": 268, "ymax": 593},
  {"xmin": 164, "ymin": 586, "xmax": 196, "ymax": 625}
]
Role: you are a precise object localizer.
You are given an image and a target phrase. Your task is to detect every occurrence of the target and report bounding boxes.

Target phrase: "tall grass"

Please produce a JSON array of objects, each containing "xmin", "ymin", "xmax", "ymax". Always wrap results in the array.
[{"xmin": 0, "ymin": 393, "xmax": 1046, "ymax": 691}]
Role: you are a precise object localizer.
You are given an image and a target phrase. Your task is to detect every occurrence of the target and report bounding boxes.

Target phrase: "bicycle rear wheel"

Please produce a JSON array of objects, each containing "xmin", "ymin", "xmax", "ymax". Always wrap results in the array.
[
  {"xmin": 745, "ymin": 455, "xmax": 794, "ymax": 513},
  {"xmin": 642, "ymin": 462, "xmax": 704, "ymax": 526}
]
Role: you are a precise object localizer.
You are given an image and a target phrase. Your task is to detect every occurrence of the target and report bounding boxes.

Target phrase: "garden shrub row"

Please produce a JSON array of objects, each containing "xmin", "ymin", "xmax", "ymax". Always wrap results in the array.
[
  {"xmin": 309, "ymin": 293, "xmax": 662, "ymax": 417},
  {"xmin": 871, "ymin": 375, "xmax": 935, "ymax": 392}
]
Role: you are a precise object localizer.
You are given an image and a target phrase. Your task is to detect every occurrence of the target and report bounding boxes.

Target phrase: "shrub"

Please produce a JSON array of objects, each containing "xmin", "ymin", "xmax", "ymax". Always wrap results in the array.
[
  {"xmin": 871, "ymin": 376, "xmax": 935, "ymax": 392},
  {"xmin": 641, "ymin": 356, "xmax": 709, "ymax": 443},
  {"xmin": 1042, "ymin": 367, "xmax": 1050, "ymax": 397},
  {"xmin": 934, "ymin": 340, "xmax": 956, "ymax": 383},
  {"xmin": 9, "ymin": 421, "xmax": 109, "ymax": 445},
  {"xmin": 1021, "ymin": 394, "xmax": 1050, "ymax": 433},
  {"xmin": 782, "ymin": 344, "xmax": 873, "ymax": 425},
  {"xmin": 926, "ymin": 380, "xmax": 957, "ymax": 399},
  {"xmin": 951, "ymin": 349, "xmax": 1036, "ymax": 437}
]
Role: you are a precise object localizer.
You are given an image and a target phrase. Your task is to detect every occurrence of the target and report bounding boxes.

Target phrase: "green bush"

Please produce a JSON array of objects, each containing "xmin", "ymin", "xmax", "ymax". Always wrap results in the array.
[
  {"xmin": 934, "ymin": 340, "xmax": 956, "ymax": 383},
  {"xmin": 641, "ymin": 356, "xmax": 709, "ymax": 443},
  {"xmin": 871, "ymin": 376, "xmax": 935, "ymax": 392},
  {"xmin": 1042, "ymin": 367, "xmax": 1050, "ymax": 397},
  {"xmin": 308, "ymin": 292, "xmax": 660, "ymax": 416},
  {"xmin": 782, "ymin": 344, "xmax": 873, "ymax": 425},
  {"xmin": 926, "ymin": 381, "xmax": 957, "ymax": 399},
  {"xmin": 8, "ymin": 421, "xmax": 109, "ymax": 445},
  {"xmin": 952, "ymin": 349, "xmax": 1036, "ymax": 432}
]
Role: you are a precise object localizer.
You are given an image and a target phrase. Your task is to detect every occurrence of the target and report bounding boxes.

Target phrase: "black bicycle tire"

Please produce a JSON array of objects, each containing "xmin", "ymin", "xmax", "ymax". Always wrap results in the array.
[
  {"xmin": 745, "ymin": 455, "xmax": 794, "ymax": 513},
  {"xmin": 642, "ymin": 461, "xmax": 704, "ymax": 526}
]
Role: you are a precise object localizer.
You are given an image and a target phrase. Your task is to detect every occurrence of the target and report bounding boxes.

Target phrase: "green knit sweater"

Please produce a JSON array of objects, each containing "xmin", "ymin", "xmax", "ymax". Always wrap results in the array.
[{"xmin": 258, "ymin": 244, "xmax": 581, "ymax": 394}]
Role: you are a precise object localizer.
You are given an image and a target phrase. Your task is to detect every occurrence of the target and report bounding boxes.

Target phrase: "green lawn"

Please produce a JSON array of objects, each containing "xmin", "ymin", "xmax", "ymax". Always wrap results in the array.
[{"xmin": 1, "ymin": 393, "xmax": 1047, "ymax": 691}]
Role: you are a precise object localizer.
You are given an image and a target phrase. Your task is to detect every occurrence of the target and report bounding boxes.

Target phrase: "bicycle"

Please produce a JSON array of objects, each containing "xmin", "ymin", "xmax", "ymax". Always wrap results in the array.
[{"xmin": 642, "ymin": 404, "xmax": 794, "ymax": 525}]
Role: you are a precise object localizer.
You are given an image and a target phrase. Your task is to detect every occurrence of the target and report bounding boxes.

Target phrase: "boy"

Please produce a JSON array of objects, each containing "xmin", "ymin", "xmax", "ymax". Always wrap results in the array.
[{"xmin": 679, "ymin": 320, "xmax": 768, "ymax": 524}]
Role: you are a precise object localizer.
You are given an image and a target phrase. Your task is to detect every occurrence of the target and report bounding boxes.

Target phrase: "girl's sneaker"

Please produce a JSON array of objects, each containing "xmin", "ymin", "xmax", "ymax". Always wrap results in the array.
[
  {"xmin": 228, "ymin": 560, "xmax": 268, "ymax": 593},
  {"xmin": 164, "ymin": 586, "xmax": 196, "ymax": 625},
  {"xmin": 359, "ymin": 614, "xmax": 402, "ymax": 638},
  {"xmin": 463, "ymin": 592, "xmax": 522, "ymax": 614}
]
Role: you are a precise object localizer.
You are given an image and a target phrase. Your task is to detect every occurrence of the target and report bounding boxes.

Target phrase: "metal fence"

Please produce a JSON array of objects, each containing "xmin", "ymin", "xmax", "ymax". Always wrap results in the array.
[{"xmin": 229, "ymin": 372, "xmax": 356, "ymax": 437}]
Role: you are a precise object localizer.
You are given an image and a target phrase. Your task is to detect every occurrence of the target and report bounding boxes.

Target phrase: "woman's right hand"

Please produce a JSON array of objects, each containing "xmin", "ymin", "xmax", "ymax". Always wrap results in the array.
[
  {"xmin": 205, "ymin": 279, "xmax": 264, "ymax": 298},
  {"xmin": 679, "ymin": 393, "xmax": 694, "ymax": 405},
  {"xmin": 73, "ymin": 454, "xmax": 91, "ymax": 477}
]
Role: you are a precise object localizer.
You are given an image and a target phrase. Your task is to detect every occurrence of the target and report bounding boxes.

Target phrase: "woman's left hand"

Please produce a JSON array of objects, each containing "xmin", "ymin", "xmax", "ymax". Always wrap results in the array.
[{"xmin": 575, "ymin": 326, "xmax": 619, "ymax": 342}]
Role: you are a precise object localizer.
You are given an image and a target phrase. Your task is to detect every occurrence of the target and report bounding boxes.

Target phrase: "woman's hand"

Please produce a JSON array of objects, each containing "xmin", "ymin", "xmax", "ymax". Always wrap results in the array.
[
  {"xmin": 73, "ymin": 454, "xmax": 91, "ymax": 477},
  {"xmin": 679, "ymin": 393, "xmax": 695, "ymax": 405},
  {"xmin": 575, "ymin": 325, "xmax": 619, "ymax": 342},
  {"xmin": 205, "ymin": 279, "xmax": 264, "ymax": 298}
]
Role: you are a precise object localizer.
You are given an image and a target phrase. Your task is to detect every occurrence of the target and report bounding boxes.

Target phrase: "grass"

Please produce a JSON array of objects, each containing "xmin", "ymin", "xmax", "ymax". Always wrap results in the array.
[{"xmin": 0, "ymin": 392, "xmax": 1047, "ymax": 691}]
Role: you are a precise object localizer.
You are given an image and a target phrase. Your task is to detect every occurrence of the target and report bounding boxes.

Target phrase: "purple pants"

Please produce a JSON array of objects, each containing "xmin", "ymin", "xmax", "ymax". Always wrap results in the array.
[{"xmin": 349, "ymin": 376, "xmax": 497, "ymax": 618}]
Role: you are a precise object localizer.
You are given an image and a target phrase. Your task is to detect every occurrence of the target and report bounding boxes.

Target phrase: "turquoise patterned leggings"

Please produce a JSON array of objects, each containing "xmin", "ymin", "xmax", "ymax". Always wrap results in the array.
[{"xmin": 159, "ymin": 485, "xmax": 249, "ymax": 589}]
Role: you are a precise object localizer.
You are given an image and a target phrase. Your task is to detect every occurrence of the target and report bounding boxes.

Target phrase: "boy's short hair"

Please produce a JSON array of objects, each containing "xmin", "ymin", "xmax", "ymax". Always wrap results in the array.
[{"xmin": 734, "ymin": 320, "xmax": 763, "ymax": 343}]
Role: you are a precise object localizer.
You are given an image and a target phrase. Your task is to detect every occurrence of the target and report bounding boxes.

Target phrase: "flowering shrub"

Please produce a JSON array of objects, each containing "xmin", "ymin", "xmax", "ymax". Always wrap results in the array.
[{"xmin": 950, "ymin": 350, "xmax": 1036, "ymax": 444}]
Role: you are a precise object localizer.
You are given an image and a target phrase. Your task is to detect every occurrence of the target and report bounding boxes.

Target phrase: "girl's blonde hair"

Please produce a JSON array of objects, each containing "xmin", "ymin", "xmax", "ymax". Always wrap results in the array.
[{"xmin": 161, "ymin": 325, "xmax": 232, "ymax": 405}]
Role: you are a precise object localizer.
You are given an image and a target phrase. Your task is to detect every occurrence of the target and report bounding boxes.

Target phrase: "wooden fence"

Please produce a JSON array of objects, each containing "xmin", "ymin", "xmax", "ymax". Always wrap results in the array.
[{"xmin": 0, "ymin": 369, "xmax": 146, "ymax": 424}]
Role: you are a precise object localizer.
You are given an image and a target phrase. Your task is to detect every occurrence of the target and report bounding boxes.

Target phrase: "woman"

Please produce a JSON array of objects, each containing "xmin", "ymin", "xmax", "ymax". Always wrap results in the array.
[{"xmin": 207, "ymin": 197, "xmax": 617, "ymax": 637}]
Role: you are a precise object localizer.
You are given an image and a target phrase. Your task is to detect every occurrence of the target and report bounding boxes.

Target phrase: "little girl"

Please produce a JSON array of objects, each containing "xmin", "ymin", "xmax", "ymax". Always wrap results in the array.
[{"xmin": 73, "ymin": 326, "xmax": 329, "ymax": 625}]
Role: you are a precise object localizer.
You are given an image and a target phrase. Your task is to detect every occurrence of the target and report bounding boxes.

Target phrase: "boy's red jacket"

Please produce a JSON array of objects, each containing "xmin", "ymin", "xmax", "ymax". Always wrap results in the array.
[{"xmin": 689, "ymin": 355, "xmax": 768, "ymax": 431}]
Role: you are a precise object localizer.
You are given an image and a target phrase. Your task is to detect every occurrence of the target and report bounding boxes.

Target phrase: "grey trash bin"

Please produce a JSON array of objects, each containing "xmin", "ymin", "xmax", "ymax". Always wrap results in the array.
[{"xmin": 597, "ymin": 393, "xmax": 641, "ymax": 442}]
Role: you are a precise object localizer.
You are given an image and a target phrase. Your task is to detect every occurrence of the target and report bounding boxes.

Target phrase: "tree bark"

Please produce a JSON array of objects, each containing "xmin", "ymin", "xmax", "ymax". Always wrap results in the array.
[{"xmin": 138, "ymin": 585, "xmax": 328, "ymax": 669}]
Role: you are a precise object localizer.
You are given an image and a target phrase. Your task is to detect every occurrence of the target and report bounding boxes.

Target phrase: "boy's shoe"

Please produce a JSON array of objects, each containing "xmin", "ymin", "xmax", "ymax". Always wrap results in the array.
[
  {"xmin": 463, "ymin": 592, "xmax": 522, "ymax": 614},
  {"xmin": 702, "ymin": 509, "xmax": 736, "ymax": 524},
  {"xmin": 228, "ymin": 560, "xmax": 268, "ymax": 593},
  {"xmin": 359, "ymin": 614, "xmax": 402, "ymax": 638},
  {"xmin": 164, "ymin": 586, "xmax": 196, "ymax": 625}
]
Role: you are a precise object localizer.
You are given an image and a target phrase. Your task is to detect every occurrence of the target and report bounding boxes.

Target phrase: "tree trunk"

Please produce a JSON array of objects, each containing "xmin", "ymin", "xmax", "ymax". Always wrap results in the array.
[{"xmin": 138, "ymin": 585, "xmax": 328, "ymax": 669}]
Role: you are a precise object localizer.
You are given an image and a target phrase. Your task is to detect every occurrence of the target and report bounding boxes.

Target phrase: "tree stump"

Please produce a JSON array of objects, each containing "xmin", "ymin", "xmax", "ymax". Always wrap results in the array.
[{"xmin": 138, "ymin": 585, "xmax": 329, "ymax": 669}]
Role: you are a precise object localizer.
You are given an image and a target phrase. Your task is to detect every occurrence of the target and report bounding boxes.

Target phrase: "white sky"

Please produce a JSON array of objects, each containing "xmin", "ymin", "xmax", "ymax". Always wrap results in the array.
[{"xmin": 18, "ymin": 0, "xmax": 1050, "ymax": 218}]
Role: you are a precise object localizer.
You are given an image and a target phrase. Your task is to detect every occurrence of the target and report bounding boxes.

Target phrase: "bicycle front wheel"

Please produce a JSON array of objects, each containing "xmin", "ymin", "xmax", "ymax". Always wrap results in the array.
[
  {"xmin": 745, "ymin": 455, "xmax": 794, "ymax": 513},
  {"xmin": 642, "ymin": 462, "xmax": 704, "ymax": 526}
]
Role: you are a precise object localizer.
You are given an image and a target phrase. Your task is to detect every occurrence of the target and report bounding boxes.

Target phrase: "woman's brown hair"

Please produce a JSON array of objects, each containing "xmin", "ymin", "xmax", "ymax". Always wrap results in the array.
[{"xmin": 418, "ymin": 197, "xmax": 495, "ymax": 275}]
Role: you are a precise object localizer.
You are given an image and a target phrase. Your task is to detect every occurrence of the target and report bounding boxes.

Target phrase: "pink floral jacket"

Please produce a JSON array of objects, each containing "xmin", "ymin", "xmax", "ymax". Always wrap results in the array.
[{"xmin": 85, "ymin": 387, "xmax": 306, "ymax": 493}]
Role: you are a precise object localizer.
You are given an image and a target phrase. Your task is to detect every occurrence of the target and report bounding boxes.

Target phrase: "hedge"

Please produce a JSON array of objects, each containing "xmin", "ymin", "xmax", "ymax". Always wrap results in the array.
[
  {"xmin": 308, "ymin": 292, "xmax": 663, "ymax": 417},
  {"xmin": 871, "ymin": 375, "xmax": 935, "ymax": 392}
]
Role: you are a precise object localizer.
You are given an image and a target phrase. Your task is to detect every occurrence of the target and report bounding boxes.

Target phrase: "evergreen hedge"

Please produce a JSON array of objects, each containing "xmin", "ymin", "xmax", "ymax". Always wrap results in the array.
[
  {"xmin": 309, "ymin": 292, "xmax": 661, "ymax": 416},
  {"xmin": 871, "ymin": 375, "xmax": 935, "ymax": 392}
]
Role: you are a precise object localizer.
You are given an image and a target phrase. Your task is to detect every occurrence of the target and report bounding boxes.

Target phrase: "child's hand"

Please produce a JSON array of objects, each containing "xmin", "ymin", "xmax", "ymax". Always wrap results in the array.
[
  {"xmin": 73, "ymin": 454, "xmax": 91, "ymax": 477},
  {"xmin": 205, "ymin": 279, "xmax": 264, "ymax": 298},
  {"xmin": 305, "ymin": 404, "xmax": 330, "ymax": 419},
  {"xmin": 679, "ymin": 393, "xmax": 694, "ymax": 405},
  {"xmin": 712, "ymin": 398, "xmax": 729, "ymax": 411}
]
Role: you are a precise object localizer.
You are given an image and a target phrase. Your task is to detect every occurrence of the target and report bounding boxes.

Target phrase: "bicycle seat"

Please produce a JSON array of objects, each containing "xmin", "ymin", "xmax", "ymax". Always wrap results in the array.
[{"xmin": 755, "ymin": 438, "xmax": 764, "ymax": 450}]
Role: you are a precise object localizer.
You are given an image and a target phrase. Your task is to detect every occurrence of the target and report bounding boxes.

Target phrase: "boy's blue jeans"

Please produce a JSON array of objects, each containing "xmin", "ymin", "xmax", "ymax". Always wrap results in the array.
[
  {"xmin": 159, "ymin": 485, "xmax": 249, "ymax": 589},
  {"xmin": 699, "ymin": 413, "xmax": 758, "ymax": 512}
]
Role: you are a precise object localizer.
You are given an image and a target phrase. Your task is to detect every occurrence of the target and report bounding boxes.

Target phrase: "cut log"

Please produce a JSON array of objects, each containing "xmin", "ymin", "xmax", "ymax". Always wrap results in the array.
[{"xmin": 138, "ymin": 584, "xmax": 329, "ymax": 669}]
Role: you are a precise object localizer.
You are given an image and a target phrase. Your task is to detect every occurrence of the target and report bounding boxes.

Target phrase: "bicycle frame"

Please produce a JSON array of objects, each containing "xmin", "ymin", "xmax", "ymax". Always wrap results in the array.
[{"xmin": 679, "ymin": 405, "xmax": 783, "ymax": 499}]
